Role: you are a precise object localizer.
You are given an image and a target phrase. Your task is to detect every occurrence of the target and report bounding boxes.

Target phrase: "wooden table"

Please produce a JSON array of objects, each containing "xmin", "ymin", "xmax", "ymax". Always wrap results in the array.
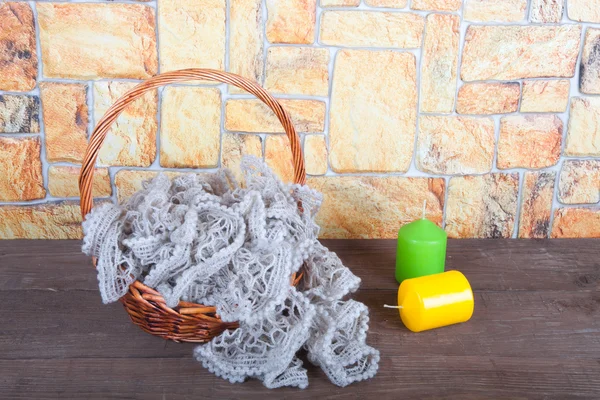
[{"xmin": 1, "ymin": 239, "xmax": 599, "ymax": 399}]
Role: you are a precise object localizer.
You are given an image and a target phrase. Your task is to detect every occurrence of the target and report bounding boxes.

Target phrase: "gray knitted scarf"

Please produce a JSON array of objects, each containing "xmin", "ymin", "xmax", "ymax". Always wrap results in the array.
[{"xmin": 82, "ymin": 156, "xmax": 379, "ymax": 389}]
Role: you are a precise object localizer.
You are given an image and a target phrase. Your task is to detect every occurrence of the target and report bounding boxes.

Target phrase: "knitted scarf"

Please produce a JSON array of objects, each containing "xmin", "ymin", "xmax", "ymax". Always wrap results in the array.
[{"xmin": 82, "ymin": 156, "xmax": 379, "ymax": 389}]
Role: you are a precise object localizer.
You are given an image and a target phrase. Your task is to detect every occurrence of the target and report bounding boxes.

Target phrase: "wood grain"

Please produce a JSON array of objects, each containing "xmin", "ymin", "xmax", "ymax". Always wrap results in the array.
[
  {"xmin": 0, "ymin": 289, "xmax": 598, "ymax": 361},
  {"xmin": 0, "ymin": 239, "xmax": 598, "ymax": 399},
  {"xmin": 3, "ymin": 239, "xmax": 599, "ymax": 292},
  {"xmin": 2, "ymin": 357, "xmax": 599, "ymax": 400}
]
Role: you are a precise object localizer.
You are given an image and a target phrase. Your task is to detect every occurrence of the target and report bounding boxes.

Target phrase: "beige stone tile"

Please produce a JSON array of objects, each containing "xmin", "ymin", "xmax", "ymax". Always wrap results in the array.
[
  {"xmin": 558, "ymin": 160, "xmax": 600, "ymax": 204},
  {"xmin": 321, "ymin": 0, "xmax": 360, "ymax": 6},
  {"xmin": 446, "ymin": 174, "xmax": 519, "ymax": 239},
  {"xmin": 308, "ymin": 176, "xmax": 445, "ymax": 239},
  {"xmin": 266, "ymin": 0, "xmax": 316, "ymax": 44},
  {"xmin": 0, "ymin": 94, "xmax": 39, "ymax": 133},
  {"xmin": 567, "ymin": 0, "xmax": 600, "ymax": 23},
  {"xmin": 160, "ymin": 87, "xmax": 221, "ymax": 169},
  {"xmin": 0, "ymin": 3, "xmax": 37, "ymax": 91},
  {"xmin": 580, "ymin": 28, "xmax": 600, "ymax": 95},
  {"xmin": 115, "ymin": 170, "xmax": 181, "ymax": 203},
  {"xmin": 551, "ymin": 208, "xmax": 600, "ymax": 238},
  {"xmin": 320, "ymin": 11, "xmax": 424, "ymax": 48},
  {"xmin": 565, "ymin": 97, "xmax": 600, "ymax": 157},
  {"xmin": 221, "ymin": 133, "xmax": 263, "ymax": 183},
  {"xmin": 411, "ymin": 0, "xmax": 461, "ymax": 11},
  {"xmin": 417, "ymin": 116, "xmax": 495, "ymax": 175},
  {"xmin": 329, "ymin": 50, "xmax": 417, "ymax": 173},
  {"xmin": 37, "ymin": 3, "xmax": 157, "ymax": 79},
  {"xmin": 0, "ymin": 202, "xmax": 82, "ymax": 239},
  {"xmin": 365, "ymin": 0, "xmax": 408, "ymax": 8},
  {"xmin": 457, "ymin": 82, "xmax": 520, "ymax": 115},
  {"xmin": 48, "ymin": 166, "xmax": 111, "ymax": 198},
  {"xmin": 518, "ymin": 171, "xmax": 555, "ymax": 239},
  {"xmin": 464, "ymin": 0, "xmax": 527, "ymax": 22},
  {"xmin": 520, "ymin": 80, "xmax": 570, "ymax": 113},
  {"xmin": 304, "ymin": 135, "xmax": 327, "ymax": 176},
  {"xmin": 264, "ymin": 47, "xmax": 329, "ymax": 96},
  {"xmin": 0, "ymin": 136, "xmax": 45, "ymax": 201},
  {"xmin": 225, "ymin": 99, "xmax": 325, "ymax": 133},
  {"xmin": 265, "ymin": 135, "xmax": 297, "ymax": 183},
  {"xmin": 420, "ymin": 14, "xmax": 460, "ymax": 114},
  {"xmin": 158, "ymin": 0, "xmax": 225, "ymax": 74},
  {"xmin": 530, "ymin": 0, "xmax": 565, "ymax": 23},
  {"xmin": 498, "ymin": 115, "xmax": 562, "ymax": 169},
  {"xmin": 461, "ymin": 25, "xmax": 581, "ymax": 81},
  {"xmin": 229, "ymin": 0, "xmax": 264, "ymax": 93},
  {"xmin": 94, "ymin": 82, "xmax": 157, "ymax": 167},
  {"xmin": 40, "ymin": 83, "xmax": 88, "ymax": 163}
]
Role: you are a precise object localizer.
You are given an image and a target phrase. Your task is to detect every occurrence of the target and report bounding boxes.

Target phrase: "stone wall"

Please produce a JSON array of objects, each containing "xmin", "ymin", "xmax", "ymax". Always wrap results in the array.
[{"xmin": 0, "ymin": 0, "xmax": 598, "ymax": 239}]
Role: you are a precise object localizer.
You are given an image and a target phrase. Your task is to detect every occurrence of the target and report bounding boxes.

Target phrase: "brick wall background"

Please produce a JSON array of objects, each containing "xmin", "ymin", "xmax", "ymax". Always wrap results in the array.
[{"xmin": 0, "ymin": 0, "xmax": 599, "ymax": 239}]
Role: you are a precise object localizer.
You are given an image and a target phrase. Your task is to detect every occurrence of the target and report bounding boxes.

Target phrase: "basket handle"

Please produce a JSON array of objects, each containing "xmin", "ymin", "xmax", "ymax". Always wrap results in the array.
[{"xmin": 78, "ymin": 69, "xmax": 306, "ymax": 217}]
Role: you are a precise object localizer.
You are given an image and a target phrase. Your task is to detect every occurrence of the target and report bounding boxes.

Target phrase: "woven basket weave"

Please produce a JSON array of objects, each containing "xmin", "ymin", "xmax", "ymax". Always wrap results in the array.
[{"xmin": 79, "ymin": 69, "xmax": 306, "ymax": 343}]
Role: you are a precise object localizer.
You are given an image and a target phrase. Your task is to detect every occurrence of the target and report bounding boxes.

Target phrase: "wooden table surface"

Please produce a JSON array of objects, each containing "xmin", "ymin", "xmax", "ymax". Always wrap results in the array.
[{"xmin": 1, "ymin": 239, "xmax": 599, "ymax": 399}]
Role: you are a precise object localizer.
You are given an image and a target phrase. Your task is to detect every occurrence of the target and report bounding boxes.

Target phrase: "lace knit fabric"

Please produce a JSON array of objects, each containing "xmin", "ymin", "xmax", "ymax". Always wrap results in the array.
[{"xmin": 82, "ymin": 156, "xmax": 379, "ymax": 389}]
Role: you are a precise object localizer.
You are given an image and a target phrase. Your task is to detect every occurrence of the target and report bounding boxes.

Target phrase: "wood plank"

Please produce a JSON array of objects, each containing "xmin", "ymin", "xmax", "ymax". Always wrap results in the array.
[
  {"xmin": 360, "ymin": 289, "xmax": 600, "ymax": 359},
  {"xmin": 326, "ymin": 239, "xmax": 600, "ymax": 292},
  {"xmin": 0, "ymin": 291, "xmax": 187, "ymax": 360},
  {"xmin": 0, "ymin": 241, "xmax": 97, "ymax": 291},
  {"xmin": 1, "ymin": 289, "xmax": 598, "ymax": 361},
  {"xmin": 1, "ymin": 239, "xmax": 598, "ymax": 292},
  {"xmin": 1, "ymin": 356, "xmax": 598, "ymax": 399}
]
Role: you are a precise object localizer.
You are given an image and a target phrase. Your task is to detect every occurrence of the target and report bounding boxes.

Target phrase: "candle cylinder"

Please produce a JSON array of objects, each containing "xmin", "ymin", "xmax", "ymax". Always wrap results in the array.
[
  {"xmin": 396, "ymin": 218, "xmax": 447, "ymax": 283},
  {"xmin": 397, "ymin": 270, "xmax": 474, "ymax": 333}
]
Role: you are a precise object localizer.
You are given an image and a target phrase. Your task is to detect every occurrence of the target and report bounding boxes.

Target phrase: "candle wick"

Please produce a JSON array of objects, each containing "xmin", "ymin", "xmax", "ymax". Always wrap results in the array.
[
  {"xmin": 422, "ymin": 199, "xmax": 426, "ymax": 219},
  {"xmin": 383, "ymin": 304, "xmax": 403, "ymax": 309}
]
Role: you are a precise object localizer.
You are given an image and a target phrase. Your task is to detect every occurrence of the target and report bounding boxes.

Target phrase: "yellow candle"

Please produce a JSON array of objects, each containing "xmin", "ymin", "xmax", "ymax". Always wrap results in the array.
[{"xmin": 397, "ymin": 271, "xmax": 474, "ymax": 332}]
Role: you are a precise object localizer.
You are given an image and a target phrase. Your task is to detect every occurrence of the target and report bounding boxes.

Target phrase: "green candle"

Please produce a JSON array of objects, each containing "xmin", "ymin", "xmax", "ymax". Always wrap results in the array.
[{"xmin": 395, "ymin": 217, "xmax": 447, "ymax": 284}]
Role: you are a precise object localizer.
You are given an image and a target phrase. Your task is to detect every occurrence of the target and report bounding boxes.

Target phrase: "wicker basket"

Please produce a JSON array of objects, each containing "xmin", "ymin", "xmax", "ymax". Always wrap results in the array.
[{"xmin": 79, "ymin": 69, "xmax": 306, "ymax": 343}]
